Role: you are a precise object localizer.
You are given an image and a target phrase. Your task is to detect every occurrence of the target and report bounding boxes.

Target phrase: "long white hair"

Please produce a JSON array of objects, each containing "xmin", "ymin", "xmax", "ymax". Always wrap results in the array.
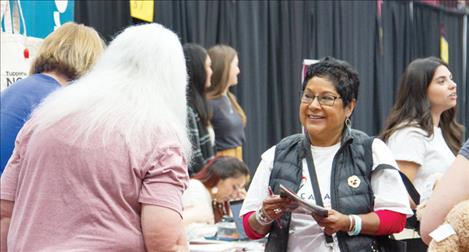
[{"xmin": 29, "ymin": 23, "xmax": 191, "ymax": 158}]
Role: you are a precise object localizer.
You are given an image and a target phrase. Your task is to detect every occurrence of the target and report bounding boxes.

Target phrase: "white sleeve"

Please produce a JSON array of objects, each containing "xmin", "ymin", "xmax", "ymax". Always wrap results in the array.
[
  {"xmin": 182, "ymin": 179, "xmax": 210, "ymax": 208},
  {"xmin": 371, "ymin": 139, "xmax": 413, "ymax": 217},
  {"xmin": 239, "ymin": 146, "xmax": 276, "ymax": 217},
  {"xmin": 386, "ymin": 127, "xmax": 426, "ymax": 165}
]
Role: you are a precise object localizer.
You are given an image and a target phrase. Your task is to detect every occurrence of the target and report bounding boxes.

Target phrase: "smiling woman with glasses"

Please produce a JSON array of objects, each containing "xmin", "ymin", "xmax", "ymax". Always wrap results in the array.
[{"xmin": 240, "ymin": 57, "xmax": 413, "ymax": 252}]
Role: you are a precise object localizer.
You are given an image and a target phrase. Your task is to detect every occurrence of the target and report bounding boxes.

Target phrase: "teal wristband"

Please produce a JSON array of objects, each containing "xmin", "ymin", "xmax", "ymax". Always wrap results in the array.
[
  {"xmin": 348, "ymin": 215, "xmax": 362, "ymax": 236},
  {"xmin": 352, "ymin": 215, "xmax": 362, "ymax": 235}
]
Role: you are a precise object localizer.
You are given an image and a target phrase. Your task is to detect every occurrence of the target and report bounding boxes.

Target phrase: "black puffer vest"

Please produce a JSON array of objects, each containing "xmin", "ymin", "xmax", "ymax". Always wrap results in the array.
[{"xmin": 265, "ymin": 129, "xmax": 392, "ymax": 252}]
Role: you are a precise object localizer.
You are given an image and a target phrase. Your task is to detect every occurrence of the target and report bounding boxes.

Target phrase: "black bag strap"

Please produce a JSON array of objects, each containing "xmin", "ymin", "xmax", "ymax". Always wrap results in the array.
[
  {"xmin": 363, "ymin": 137, "xmax": 420, "ymax": 205},
  {"xmin": 398, "ymin": 171, "xmax": 420, "ymax": 205},
  {"xmin": 303, "ymin": 135, "xmax": 334, "ymax": 245}
]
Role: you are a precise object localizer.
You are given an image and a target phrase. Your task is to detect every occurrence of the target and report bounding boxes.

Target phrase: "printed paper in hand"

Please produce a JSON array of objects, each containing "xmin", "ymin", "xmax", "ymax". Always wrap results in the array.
[{"xmin": 279, "ymin": 184, "xmax": 328, "ymax": 217}]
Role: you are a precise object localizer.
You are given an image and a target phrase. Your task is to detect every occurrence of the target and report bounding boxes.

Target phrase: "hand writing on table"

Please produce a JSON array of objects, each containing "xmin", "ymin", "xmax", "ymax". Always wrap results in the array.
[
  {"xmin": 232, "ymin": 188, "xmax": 247, "ymax": 201},
  {"xmin": 312, "ymin": 209, "xmax": 350, "ymax": 235}
]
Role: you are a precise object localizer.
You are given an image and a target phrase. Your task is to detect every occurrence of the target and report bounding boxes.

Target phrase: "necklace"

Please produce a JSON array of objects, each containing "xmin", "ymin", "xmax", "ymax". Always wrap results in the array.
[{"xmin": 212, "ymin": 200, "xmax": 230, "ymax": 223}]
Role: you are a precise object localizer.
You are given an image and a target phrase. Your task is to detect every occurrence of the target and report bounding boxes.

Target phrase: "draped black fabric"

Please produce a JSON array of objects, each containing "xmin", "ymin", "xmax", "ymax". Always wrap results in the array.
[
  {"xmin": 75, "ymin": 1, "xmax": 133, "ymax": 42},
  {"xmin": 75, "ymin": 1, "xmax": 468, "ymax": 171},
  {"xmin": 378, "ymin": 1, "xmax": 414, "ymax": 132}
]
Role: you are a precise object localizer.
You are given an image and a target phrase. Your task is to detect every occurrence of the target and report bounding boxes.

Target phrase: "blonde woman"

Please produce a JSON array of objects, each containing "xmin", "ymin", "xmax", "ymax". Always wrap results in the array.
[
  {"xmin": 207, "ymin": 44, "xmax": 247, "ymax": 160},
  {"xmin": 0, "ymin": 22, "xmax": 105, "ymax": 174}
]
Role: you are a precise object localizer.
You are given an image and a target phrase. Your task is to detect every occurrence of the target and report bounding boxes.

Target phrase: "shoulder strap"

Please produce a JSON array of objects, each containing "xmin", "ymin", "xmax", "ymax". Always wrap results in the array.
[
  {"xmin": 363, "ymin": 136, "xmax": 374, "ymax": 175},
  {"xmin": 399, "ymin": 171, "xmax": 420, "ymax": 205},
  {"xmin": 365, "ymin": 137, "xmax": 420, "ymax": 205},
  {"xmin": 302, "ymin": 135, "xmax": 334, "ymax": 245}
]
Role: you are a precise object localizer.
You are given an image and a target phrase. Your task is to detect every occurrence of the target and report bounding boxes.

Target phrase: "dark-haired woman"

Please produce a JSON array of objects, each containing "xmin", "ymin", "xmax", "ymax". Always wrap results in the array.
[
  {"xmin": 184, "ymin": 43, "xmax": 216, "ymax": 176},
  {"xmin": 240, "ymin": 58, "xmax": 412, "ymax": 251},
  {"xmin": 380, "ymin": 57, "xmax": 463, "ymax": 204},
  {"xmin": 182, "ymin": 156, "xmax": 250, "ymax": 226}
]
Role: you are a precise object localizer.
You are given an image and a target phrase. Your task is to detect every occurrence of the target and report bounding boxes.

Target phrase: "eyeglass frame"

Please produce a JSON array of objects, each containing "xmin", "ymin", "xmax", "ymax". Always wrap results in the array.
[{"xmin": 300, "ymin": 91, "xmax": 342, "ymax": 106}]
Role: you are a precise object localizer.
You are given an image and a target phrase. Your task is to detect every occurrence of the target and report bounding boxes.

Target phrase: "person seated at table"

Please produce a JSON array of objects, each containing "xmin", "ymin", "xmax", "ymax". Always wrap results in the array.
[{"xmin": 182, "ymin": 156, "xmax": 250, "ymax": 226}]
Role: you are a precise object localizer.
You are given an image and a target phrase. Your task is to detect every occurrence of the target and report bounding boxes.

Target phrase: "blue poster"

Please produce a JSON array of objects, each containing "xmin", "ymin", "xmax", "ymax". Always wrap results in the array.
[{"xmin": 1, "ymin": 0, "xmax": 74, "ymax": 38}]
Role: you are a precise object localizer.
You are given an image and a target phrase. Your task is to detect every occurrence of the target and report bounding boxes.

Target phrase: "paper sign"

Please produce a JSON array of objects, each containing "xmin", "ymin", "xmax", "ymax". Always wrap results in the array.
[{"xmin": 129, "ymin": 0, "xmax": 154, "ymax": 22}]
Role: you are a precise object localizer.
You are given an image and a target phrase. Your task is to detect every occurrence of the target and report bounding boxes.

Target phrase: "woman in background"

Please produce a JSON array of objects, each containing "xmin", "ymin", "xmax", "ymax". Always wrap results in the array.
[
  {"xmin": 0, "ymin": 22, "xmax": 104, "ymax": 174},
  {"xmin": 380, "ymin": 57, "xmax": 463, "ymax": 205},
  {"xmin": 207, "ymin": 45, "xmax": 246, "ymax": 160},
  {"xmin": 182, "ymin": 156, "xmax": 250, "ymax": 226},
  {"xmin": 184, "ymin": 43, "xmax": 215, "ymax": 176}
]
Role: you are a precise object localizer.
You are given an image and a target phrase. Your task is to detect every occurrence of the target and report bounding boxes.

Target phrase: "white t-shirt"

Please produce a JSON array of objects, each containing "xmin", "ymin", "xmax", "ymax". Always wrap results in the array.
[
  {"xmin": 240, "ymin": 139, "xmax": 412, "ymax": 252},
  {"xmin": 182, "ymin": 179, "xmax": 214, "ymax": 224},
  {"xmin": 387, "ymin": 127, "xmax": 455, "ymax": 202}
]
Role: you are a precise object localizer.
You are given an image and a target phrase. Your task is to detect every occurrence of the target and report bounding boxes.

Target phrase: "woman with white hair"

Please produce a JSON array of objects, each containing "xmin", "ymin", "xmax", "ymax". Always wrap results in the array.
[{"xmin": 0, "ymin": 23, "xmax": 191, "ymax": 251}]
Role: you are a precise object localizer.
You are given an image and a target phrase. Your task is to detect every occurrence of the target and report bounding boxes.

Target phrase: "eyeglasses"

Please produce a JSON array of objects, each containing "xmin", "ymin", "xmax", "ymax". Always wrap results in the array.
[{"xmin": 301, "ymin": 92, "xmax": 341, "ymax": 106}]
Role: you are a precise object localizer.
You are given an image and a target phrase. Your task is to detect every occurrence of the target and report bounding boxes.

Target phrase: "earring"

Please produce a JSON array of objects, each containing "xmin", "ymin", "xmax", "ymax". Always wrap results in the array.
[
  {"xmin": 345, "ymin": 117, "xmax": 352, "ymax": 131},
  {"xmin": 211, "ymin": 187, "xmax": 218, "ymax": 195}
]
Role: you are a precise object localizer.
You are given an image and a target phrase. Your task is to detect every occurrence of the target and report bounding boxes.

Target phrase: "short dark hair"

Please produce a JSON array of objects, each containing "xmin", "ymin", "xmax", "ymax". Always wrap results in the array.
[
  {"xmin": 302, "ymin": 57, "xmax": 360, "ymax": 108},
  {"xmin": 192, "ymin": 156, "xmax": 250, "ymax": 189}
]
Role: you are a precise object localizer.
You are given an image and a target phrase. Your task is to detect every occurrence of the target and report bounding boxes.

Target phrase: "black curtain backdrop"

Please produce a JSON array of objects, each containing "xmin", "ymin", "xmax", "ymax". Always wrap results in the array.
[{"xmin": 75, "ymin": 1, "xmax": 468, "ymax": 172}]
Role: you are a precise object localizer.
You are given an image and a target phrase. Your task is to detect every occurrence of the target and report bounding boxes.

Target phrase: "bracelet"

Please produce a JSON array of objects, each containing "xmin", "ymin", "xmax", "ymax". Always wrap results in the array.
[
  {"xmin": 347, "ymin": 215, "xmax": 362, "ymax": 236},
  {"xmin": 348, "ymin": 215, "xmax": 354, "ymax": 232},
  {"xmin": 255, "ymin": 208, "xmax": 274, "ymax": 226}
]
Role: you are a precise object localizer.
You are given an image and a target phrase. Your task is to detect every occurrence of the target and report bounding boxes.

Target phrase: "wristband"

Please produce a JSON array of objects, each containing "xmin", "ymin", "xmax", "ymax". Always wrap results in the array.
[
  {"xmin": 348, "ymin": 215, "xmax": 354, "ymax": 232},
  {"xmin": 348, "ymin": 215, "xmax": 362, "ymax": 236},
  {"xmin": 255, "ymin": 208, "xmax": 274, "ymax": 226}
]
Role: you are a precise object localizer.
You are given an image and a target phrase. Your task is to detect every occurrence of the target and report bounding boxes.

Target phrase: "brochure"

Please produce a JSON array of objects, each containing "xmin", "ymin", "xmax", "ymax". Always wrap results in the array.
[{"xmin": 279, "ymin": 184, "xmax": 329, "ymax": 217}]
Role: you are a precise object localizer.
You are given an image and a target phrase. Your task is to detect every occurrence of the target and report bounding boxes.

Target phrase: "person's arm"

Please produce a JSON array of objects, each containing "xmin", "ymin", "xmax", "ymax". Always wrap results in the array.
[
  {"xmin": 312, "ymin": 208, "xmax": 406, "ymax": 236},
  {"xmin": 245, "ymin": 194, "xmax": 295, "ymax": 236},
  {"xmin": 312, "ymin": 210, "xmax": 379, "ymax": 235},
  {"xmin": 238, "ymin": 147, "xmax": 276, "ymax": 237},
  {"xmin": 396, "ymin": 160, "xmax": 419, "ymax": 182},
  {"xmin": 139, "ymin": 143, "xmax": 190, "ymax": 251},
  {"xmin": 386, "ymin": 128, "xmax": 425, "ymax": 208},
  {"xmin": 420, "ymin": 154, "xmax": 469, "ymax": 244},
  {"xmin": 322, "ymin": 139, "xmax": 409, "ymax": 237},
  {"xmin": 0, "ymin": 200, "xmax": 14, "ymax": 252},
  {"xmin": 396, "ymin": 160, "xmax": 420, "ymax": 208},
  {"xmin": 141, "ymin": 204, "xmax": 188, "ymax": 252}
]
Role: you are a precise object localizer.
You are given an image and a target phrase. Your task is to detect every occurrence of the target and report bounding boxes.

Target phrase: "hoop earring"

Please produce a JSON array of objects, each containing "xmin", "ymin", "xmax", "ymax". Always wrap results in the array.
[{"xmin": 345, "ymin": 117, "xmax": 352, "ymax": 131}]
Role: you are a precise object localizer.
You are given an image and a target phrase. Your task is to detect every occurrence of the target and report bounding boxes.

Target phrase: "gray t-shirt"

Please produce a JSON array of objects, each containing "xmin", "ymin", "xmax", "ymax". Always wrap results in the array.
[
  {"xmin": 459, "ymin": 138, "xmax": 469, "ymax": 160},
  {"xmin": 208, "ymin": 96, "xmax": 245, "ymax": 151}
]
